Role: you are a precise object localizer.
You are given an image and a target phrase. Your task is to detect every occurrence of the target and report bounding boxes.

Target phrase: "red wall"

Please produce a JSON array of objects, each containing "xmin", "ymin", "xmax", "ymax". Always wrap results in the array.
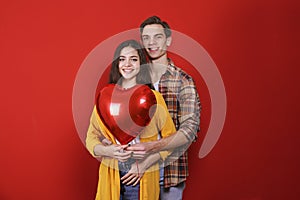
[{"xmin": 0, "ymin": 0, "xmax": 299, "ymax": 199}]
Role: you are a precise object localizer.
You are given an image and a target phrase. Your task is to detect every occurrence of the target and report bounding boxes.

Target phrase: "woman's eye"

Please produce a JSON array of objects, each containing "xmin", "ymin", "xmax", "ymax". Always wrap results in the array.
[
  {"xmin": 119, "ymin": 58, "xmax": 125, "ymax": 62},
  {"xmin": 131, "ymin": 58, "xmax": 138, "ymax": 62}
]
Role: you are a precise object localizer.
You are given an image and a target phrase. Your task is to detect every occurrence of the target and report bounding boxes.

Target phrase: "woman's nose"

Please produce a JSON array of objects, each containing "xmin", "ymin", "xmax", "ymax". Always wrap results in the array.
[{"xmin": 124, "ymin": 59, "xmax": 131, "ymax": 66}]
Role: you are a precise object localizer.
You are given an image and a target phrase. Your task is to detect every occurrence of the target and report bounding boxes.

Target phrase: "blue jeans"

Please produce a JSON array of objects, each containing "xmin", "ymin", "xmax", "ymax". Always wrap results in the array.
[
  {"xmin": 160, "ymin": 181, "xmax": 185, "ymax": 200},
  {"xmin": 119, "ymin": 161, "xmax": 140, "ymax": 200},
  {"xmin": 159, "ymin": 168, "xmax": 186, "ymax": 200}
]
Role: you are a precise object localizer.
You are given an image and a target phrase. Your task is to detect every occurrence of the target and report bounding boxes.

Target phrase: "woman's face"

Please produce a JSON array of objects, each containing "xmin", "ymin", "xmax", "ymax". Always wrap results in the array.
[{"xmin": 118, "ymin": 46, "xmax": 140, "ymax": 81}]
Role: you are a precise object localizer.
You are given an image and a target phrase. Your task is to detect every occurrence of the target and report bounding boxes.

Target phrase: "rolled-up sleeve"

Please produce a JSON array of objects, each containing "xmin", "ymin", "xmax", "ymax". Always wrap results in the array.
[{"xmin": 178, "ymin": 77, "xmax": 201, "ymax": 142}]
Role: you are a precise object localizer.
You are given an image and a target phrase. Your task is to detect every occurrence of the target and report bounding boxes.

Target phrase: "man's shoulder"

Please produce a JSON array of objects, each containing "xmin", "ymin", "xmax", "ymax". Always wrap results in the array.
[{"xmin": 167, "ymin": 62, "xmax": 194, "ymax": 81}]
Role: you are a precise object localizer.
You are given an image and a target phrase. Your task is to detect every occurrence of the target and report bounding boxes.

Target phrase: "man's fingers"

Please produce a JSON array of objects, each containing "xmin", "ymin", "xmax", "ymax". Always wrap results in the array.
[
  {"xmin": 125, "ymin": 176, "xmax": 139, "ymax": 185},
  {"xmin": 132, "ymin": 177, "xmax": 141, "ymax": 186},
  {"xmin": 120, "ymin": 173, "xmax": 129, "ymax": 181},
  {"xmin": 121, "ymin": 173, "xmax": 140, "ymax": 185},
  {"xmin": 129, "ymin": 151, "xmax": 148, "ymax": 160},
  {"xmin": 121, "ymin": 173, "xmax": 134, "ymax": 183},
  {"xmin": 129, "ymin": 151, "xmax": 147, "ymax": 155},
  {"xmin": 131, "ymin": 154, "xmax": 146, "ymax": 160},
  {"xmin": 126, "ymin": 146, "xmax": 146, "ymax": 151}
]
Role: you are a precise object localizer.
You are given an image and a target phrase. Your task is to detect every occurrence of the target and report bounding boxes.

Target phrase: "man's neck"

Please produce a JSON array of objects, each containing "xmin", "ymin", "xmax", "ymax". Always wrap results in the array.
[
  {"xmin": 151, "ymin": 53, "xmax": 169, "ymax": 66},
  {"xmin": 150, "ymin": 53, "xmax": 169, "ymax": 83},
  {"xmin": 150, "ymin": 63, "xmax": 168, "ymax": 84}
]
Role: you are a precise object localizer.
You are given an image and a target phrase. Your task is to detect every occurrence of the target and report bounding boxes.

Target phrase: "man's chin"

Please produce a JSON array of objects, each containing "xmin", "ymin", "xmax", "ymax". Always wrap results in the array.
[{"xmin": 149, "ymin": 52, "xmax": 166, "ymax": 61}]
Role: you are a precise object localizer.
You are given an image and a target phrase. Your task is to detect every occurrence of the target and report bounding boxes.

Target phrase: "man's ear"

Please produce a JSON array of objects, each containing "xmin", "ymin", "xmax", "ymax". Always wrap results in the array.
[{"xmin": 166, "ymin": 36, "xmax": 172, "ymax": 46}]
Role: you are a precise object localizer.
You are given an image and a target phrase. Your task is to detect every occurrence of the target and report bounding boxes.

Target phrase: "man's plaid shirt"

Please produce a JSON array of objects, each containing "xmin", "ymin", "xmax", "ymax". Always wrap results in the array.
[{"xmin": 159, "ymin": 60, "xmax": 201, "ymax": 188}]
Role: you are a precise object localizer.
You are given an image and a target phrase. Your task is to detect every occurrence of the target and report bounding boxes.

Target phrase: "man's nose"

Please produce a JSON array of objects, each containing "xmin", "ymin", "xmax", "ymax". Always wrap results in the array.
[{"xmin": 149, "ymin": 37, "xmax": 156, "ymax": 45}]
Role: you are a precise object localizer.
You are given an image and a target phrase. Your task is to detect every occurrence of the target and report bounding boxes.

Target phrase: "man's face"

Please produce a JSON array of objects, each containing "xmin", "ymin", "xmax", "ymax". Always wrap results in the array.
[{"xmin": 141, "ymin": 24, "xmax": 171, "ymax": 60}]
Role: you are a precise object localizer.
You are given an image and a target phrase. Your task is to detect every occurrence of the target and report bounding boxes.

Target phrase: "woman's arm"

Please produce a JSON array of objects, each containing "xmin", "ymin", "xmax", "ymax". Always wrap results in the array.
[{"xmin": 86, "ymin": 106, "xmax": 132, "ymax": 162}]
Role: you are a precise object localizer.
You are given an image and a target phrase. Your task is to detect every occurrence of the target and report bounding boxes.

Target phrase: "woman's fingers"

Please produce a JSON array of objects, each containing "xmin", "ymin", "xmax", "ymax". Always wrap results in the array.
[
  {"xmin": 130, "ymin": 151, "xmax": 148, "ymax": 160},
  {"xmin": 114, "ymin": 151, "xmax": 132, "ymax": 162}
]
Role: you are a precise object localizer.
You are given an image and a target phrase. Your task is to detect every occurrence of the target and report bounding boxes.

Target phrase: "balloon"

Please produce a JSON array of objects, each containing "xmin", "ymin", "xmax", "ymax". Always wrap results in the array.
[{"xmin": 96, "ymin": 84, "xmax": 157, "ymax": 145}]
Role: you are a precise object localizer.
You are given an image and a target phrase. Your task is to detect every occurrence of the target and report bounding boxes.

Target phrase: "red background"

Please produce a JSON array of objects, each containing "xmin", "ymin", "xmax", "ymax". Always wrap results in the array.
[{"xmin": 1, "ymin": 0, "xmax": 299, "ymax": 199}]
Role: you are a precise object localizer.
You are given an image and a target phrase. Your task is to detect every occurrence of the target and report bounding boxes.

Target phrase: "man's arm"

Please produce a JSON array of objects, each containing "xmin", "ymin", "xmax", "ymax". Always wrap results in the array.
[
  {"xmin": 127, "ymin": 76, "xmax": 201, "ymax": 153},
  {"xmin": 120, "ymin": 152, "xmax": 161, "ymax": 186},
  {"xmin": 126, "ymin": 130, "xmax": 189, "ymax": 154}
]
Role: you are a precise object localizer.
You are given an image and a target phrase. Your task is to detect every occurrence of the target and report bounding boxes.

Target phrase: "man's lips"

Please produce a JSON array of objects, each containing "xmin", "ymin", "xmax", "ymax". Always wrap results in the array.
[{"xmin": 148, "ymin": 47, "xmax": 159, "ymax": 53}]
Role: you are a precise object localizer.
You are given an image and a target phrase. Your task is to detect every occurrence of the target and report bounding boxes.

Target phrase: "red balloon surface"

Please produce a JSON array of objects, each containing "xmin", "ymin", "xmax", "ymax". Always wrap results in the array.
[{"xmin": 96, "ymin": 84, "xmax": 157, "ymax": 145}]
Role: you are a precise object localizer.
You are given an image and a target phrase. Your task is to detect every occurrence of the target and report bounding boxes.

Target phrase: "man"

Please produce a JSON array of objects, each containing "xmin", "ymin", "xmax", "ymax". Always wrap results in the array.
[{"xmin": 127, "ymin": 16, "xmax": 201, "ymax": 200}]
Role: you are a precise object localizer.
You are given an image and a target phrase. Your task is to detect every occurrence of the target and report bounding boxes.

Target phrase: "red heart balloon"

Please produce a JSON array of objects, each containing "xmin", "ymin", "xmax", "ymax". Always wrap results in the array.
[{"xmin": 96, "ymin": 84, "xmax": 157, "ymax": 145}]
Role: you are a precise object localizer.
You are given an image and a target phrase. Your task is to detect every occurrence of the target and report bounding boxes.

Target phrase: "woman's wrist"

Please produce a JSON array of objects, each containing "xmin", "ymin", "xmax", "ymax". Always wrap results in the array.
[{"xmin": 94, "ymin": 144, "xmax": 110, "ymax": 157}]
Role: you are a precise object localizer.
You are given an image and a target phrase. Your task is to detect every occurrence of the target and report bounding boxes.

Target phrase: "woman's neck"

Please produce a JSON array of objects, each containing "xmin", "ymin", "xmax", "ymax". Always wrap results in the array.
[{"xmin": 121, "ymin": 79, "xmax": 137, "ymax": 89}]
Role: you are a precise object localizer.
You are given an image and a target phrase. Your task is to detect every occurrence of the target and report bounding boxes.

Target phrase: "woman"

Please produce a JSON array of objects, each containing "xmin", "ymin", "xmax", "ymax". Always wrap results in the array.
[{"xmin": 86, "ymin": 40, "xmax": 176, "ymax": 200}]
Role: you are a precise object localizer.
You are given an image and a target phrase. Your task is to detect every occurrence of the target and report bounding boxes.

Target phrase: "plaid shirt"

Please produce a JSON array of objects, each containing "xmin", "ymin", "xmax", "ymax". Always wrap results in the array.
[{"xmin": 159, "ymin": 60, "xmax": 201, "ymax": 188}]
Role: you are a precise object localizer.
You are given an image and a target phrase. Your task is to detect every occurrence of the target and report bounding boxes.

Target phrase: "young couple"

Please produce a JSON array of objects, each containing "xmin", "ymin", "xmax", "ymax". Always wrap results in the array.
[{"xmin": 86, "ymin": 16, "xmax": 201, "ymax": 200}]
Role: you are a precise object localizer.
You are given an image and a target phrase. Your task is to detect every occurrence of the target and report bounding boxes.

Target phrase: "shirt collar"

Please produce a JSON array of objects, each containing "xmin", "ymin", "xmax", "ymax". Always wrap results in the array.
[{"xmin": 164, "ymin": 58, "xmax": 175, "ymax": 76}]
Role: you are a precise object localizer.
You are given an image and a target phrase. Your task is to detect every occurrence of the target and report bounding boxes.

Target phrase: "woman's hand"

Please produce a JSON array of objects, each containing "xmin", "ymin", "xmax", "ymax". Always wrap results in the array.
[
  {"xmin": 94, "ymin": 144, "xmax": 132, "ymax": 162},
  {"xmin": 109, "ymin": 145, "xmax": 133, "ymax": 162}
]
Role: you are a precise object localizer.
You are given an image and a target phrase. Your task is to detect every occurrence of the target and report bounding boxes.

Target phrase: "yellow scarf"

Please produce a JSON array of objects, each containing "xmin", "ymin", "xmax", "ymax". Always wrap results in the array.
[{"xmin": 93, "ymin": 90, "xmax": 175, "ymax": 200}]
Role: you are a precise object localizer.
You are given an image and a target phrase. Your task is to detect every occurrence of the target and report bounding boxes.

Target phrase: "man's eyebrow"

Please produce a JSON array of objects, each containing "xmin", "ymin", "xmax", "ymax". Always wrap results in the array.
[{"xmin": 142, "ymin": 33, "xmax": 164, "ymax": 37}]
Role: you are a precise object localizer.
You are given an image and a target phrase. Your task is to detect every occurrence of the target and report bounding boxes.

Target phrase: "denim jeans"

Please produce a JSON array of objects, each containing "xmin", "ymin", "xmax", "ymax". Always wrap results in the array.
[{"xmin": 160, "ymin": 181, "xmax": 185, "ymax": 200}]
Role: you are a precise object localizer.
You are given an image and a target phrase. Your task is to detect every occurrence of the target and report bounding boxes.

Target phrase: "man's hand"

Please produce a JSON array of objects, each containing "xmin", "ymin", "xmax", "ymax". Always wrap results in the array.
[
  {"xmin": 124, "ymin": 144, "xmax": 149, "ymax": 160},
  {"xmin": 125, "ymin": 142, "xmax": 156, "ymax": 159},
  {"xmin": 126, "ymin": 132, "xmax": 190, "ymax": 153},
  {"xmin": 120, "ymin": 161, "xmax": 145, "ymax": 186},
  {"xmin": 120, "ymin": 152, "xmax": 162, "ymax": 186}
]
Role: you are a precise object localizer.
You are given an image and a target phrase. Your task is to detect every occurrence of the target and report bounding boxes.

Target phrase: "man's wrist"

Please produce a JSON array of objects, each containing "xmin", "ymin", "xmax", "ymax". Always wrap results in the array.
[{"xmin": 150, "ymin": 140, "xmax": 165, "ymax": 153}]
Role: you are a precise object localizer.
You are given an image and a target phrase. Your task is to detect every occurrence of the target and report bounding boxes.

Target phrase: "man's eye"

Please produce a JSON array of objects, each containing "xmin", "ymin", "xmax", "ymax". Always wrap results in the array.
[{"xmin": 142, "ymin": 37, "xmax": 149, "ymax": 41}]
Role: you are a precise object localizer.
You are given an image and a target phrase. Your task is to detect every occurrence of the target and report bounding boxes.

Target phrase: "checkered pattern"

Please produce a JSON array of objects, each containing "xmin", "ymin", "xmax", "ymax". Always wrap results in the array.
[{"xmin": 159, "ymin": 60, "xmax": 201, "ymax": 188}]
